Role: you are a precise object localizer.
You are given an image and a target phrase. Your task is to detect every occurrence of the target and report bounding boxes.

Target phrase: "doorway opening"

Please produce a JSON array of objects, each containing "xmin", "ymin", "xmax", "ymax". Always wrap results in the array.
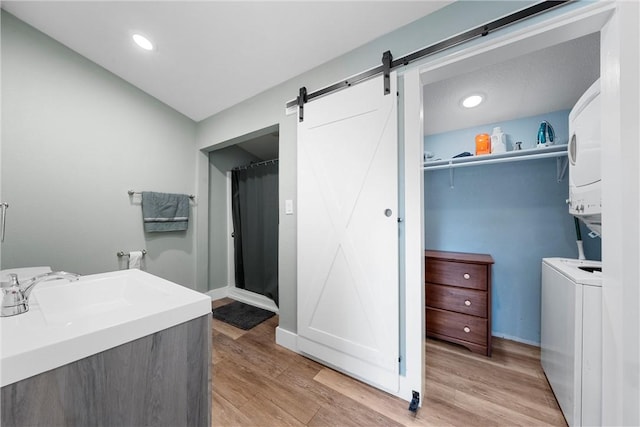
[
  {"xmin": 397, "ymin": 1, "xmax": 617, "ymax": 410},
  {"xmin": 208, "ymin": 125, "xmax": 279, "ymax": 312},
  {"xmin": 421, "ymin": 32, "xmax": 601, "ymax": 348}
]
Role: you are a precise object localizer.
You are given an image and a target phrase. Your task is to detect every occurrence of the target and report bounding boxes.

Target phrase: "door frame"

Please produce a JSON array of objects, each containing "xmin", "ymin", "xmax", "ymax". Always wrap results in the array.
[
  {"xmin": 403, "ymin": 0, "xmax": 634, "ymax": 419},
  {"xmin": 203, "ymin": 124, "xmax": 280, "ymax": 314},
  {"xmin": 225, "ymin": 171, "xmax": 235, "ymax": 290}
]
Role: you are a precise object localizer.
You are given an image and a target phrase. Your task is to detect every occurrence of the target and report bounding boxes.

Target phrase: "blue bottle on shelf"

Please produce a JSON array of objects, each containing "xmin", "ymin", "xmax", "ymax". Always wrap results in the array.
[{"xmin": 537, "ymin": 121, "xmax": 555, "ymax": 148}]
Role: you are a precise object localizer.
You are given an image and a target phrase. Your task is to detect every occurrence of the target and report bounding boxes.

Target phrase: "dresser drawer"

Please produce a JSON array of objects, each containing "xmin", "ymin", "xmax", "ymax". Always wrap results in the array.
[
  {"xmin": 426, "ymin": 307, "xmax": 488, "ymax": 345},
  {"xmin": 426, "ymin": 259, "xmax": 487, "ymax": 290},
  {"xmin": 426, "ymin": 283, "xmax": 487, "ymax": 318}
]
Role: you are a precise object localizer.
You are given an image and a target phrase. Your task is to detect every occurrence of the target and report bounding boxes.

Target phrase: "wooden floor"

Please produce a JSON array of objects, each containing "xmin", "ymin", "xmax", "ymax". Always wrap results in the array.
[{"xmin": 211, "ymin": 299, "xmax": 566, "ymax": 427}]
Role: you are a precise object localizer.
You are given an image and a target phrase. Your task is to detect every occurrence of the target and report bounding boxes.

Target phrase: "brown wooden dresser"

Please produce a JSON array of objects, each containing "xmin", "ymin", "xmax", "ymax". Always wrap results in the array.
[{"xmin": 425, "ymin": 250, "xmax": 494, "ymax": 356}]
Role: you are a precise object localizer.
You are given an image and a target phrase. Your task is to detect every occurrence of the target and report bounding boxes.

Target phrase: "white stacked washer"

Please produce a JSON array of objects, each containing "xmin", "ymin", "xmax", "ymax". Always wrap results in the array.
[{"xmin": 541, "ymin": 258, "xmax": 602, "ymax": 427}]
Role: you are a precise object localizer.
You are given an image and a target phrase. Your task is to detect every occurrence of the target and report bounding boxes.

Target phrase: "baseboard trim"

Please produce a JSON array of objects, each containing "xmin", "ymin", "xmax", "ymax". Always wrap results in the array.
[
  {"xmin": 205, "ymin": 286, "xmax": 279, "ymax": 315},
  {"xmin": 275, "ymin": 327, "xmax": 299, "ymax": 353},
  {"xmin": 492, "ymin": 333, "xmax": 540, "ymax": 347},
  {"xmin": 228, "ymin": 287, "xmax": 278, "ymax": 313},
  {"xmin": 205, "ymin": 287, "xmax": 228, "ymax": 301}
]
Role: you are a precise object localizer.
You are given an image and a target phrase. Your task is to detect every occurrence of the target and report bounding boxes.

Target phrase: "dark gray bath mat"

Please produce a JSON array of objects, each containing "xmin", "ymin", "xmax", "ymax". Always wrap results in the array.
[{"xmin": 212, "ymin": 300, "xmax": 275, "ymax": 330}]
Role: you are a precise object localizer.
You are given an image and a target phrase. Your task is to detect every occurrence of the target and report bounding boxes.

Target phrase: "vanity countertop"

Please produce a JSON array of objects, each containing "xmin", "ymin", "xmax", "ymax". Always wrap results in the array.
[{"xmin": 0, "ymin": 269, "xmax": 211, "ymax": 387}]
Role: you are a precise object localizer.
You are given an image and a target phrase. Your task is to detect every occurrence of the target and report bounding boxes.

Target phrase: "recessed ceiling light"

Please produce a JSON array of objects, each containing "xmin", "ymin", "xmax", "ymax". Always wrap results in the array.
[
  {"xmin": 461, "ymin": 94, "xmax": 484, "ymax": 108},
  {"xmin": 132, "ymin": 34, "xmax": 154, "ymax": 51}
]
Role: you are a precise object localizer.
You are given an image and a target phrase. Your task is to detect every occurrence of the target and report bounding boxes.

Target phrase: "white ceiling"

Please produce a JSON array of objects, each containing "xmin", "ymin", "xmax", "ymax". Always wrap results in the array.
[
  {"xmin": 2, "ymin": 1, "xmax": 451, "ymax": 122},
  {"xmin": 423, "ymin": 33, "xmax": 600, "ymax": 135}
]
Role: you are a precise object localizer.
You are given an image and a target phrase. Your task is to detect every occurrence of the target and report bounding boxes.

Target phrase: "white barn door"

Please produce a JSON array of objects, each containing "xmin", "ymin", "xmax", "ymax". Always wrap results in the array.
[{"xmin": 297, "ymin": 74, "xmax": 399, "ymax": 392}]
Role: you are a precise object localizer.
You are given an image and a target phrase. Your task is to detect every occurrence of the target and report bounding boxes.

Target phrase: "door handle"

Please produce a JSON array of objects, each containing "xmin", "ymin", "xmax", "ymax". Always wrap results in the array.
[{"xmin": 1, "ymin": 202, "xmax": 8, "ymax": 243}]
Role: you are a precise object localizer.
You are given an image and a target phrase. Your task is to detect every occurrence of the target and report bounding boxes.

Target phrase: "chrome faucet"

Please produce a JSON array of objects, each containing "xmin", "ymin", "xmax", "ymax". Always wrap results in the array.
[{"xmin": 1, "ymin": 271, "xmax": 80, "ymax": 317}]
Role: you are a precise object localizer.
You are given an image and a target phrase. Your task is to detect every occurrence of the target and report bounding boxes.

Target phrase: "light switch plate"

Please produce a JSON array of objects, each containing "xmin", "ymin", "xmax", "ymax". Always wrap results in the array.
[{"xmin": 285, "ymin": 199, "xmax": 294, "ymax": 215}]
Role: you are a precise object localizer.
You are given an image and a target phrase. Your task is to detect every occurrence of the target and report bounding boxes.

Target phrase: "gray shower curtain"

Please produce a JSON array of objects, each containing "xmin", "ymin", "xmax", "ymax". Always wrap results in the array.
[{"xmin": 231, "ymin": 162, "xmax": 279, "ymax": 305}]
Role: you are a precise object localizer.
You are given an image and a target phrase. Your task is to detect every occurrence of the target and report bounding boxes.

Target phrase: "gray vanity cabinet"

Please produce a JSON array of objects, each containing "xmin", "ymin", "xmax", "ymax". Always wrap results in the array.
[{"xmin": 1, "ymin": 314, "xmax": 211, "ymax": 427}]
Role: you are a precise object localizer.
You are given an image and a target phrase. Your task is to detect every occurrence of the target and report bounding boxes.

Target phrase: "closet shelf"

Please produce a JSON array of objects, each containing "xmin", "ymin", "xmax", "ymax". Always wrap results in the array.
[
  {"xmin": 422, "ymin": 144, "xmax": 567, "ymax": 171},
  {"xmin": 423, "ymin": 144, "xmax": 568, "ymax": 188}
]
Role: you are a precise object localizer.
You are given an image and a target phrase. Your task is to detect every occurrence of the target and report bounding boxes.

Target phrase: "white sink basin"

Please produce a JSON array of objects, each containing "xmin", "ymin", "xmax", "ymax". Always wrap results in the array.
[
  {"xmin": 1, "ymin": 269, "xmax": 211, "ymax": 387},
  {"xmin": 35, "ymin": 271, "xmax": 171, "ymax": 324}
]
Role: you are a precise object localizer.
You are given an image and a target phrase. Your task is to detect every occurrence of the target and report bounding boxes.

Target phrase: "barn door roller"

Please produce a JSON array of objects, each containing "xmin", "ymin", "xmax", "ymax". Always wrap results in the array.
[
  {"xmin": 297, "ymin": 87, "xmax": 307, "ymax": 122},
  {"xmin": 382, "ymin": 50, "xmax": 393, "ymax": 95}
]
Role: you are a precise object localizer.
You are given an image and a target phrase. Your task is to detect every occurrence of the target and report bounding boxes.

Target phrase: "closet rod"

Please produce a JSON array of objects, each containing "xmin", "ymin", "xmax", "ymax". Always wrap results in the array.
[
  {"xmin": 233, "ymin": 158, "xmax": 279, "ymax": 171},
  {"xmin": 286, "ymin": 0, "xmax": 571, "ymax": 112}
]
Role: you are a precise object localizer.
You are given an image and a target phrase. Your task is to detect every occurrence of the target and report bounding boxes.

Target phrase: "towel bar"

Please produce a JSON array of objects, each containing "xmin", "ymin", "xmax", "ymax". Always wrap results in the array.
[
  {"xmin": 117, "ymin": 250, "xmax": 147, "ymax": 258},
  {"xmin": 128, "ymin": 190, "xmax": 195, "ymax": 200}
]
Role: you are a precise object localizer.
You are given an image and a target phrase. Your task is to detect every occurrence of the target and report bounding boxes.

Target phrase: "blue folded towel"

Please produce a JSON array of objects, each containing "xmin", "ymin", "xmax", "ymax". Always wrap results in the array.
[{"xmin": 141, "ymin": 192, "xmax": 189, "ymax": 232}]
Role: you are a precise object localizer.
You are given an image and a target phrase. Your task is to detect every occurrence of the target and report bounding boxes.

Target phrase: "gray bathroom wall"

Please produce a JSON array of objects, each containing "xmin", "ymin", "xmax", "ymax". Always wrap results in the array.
[
  {"xmin": 195, "ymin": 1, "xmax": 544, "ymax": 333},
  {"xmin": 1, "ymin": 11, "xmax": 200, "ymax": 290},
  {"xmin": 208, "ymin": 146, "xmax": 261, "ymax": 290}
]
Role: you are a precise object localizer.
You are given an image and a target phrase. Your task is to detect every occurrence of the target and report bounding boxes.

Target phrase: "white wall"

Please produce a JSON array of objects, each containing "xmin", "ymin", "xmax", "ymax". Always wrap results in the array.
[{"xmin": 1, "ymin": 11, "xmax": 200, "ymax": 290}]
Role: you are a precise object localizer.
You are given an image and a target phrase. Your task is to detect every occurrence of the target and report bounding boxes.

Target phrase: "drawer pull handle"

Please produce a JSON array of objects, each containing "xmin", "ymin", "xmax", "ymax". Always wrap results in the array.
[
  {"xmin": 463, "ymin": 273, "xmax": 470, "ymax": 279},
  {"xmin": 463, "ymin": 326, "xmax": 471, "ymax": 333},
  {"xmin": 464, "ymin": 300, "xmax": 471, "ymax": 306}
]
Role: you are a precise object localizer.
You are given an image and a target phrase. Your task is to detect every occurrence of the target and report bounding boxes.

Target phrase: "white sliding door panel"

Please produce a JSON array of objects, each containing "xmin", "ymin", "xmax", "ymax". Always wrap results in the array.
[{"xmin": 297, "ymin": 74, "xmax": 399, "ymax": 392}]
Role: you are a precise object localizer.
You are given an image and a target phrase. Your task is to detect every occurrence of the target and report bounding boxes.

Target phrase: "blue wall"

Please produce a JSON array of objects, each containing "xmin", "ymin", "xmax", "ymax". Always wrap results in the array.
[
  {"xmin": 425, "ymin": 110, "xmax": 571, "ymax": 160},
  {"xmin": 424, "ymin": 111, "xmax": 601, "ymax": 345}
]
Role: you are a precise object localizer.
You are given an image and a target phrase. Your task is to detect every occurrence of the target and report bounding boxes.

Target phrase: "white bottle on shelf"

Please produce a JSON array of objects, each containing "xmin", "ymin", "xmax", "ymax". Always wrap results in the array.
[{"xmin": 491, "ymin": 127, "xmax": 507, "ymax": 154}]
